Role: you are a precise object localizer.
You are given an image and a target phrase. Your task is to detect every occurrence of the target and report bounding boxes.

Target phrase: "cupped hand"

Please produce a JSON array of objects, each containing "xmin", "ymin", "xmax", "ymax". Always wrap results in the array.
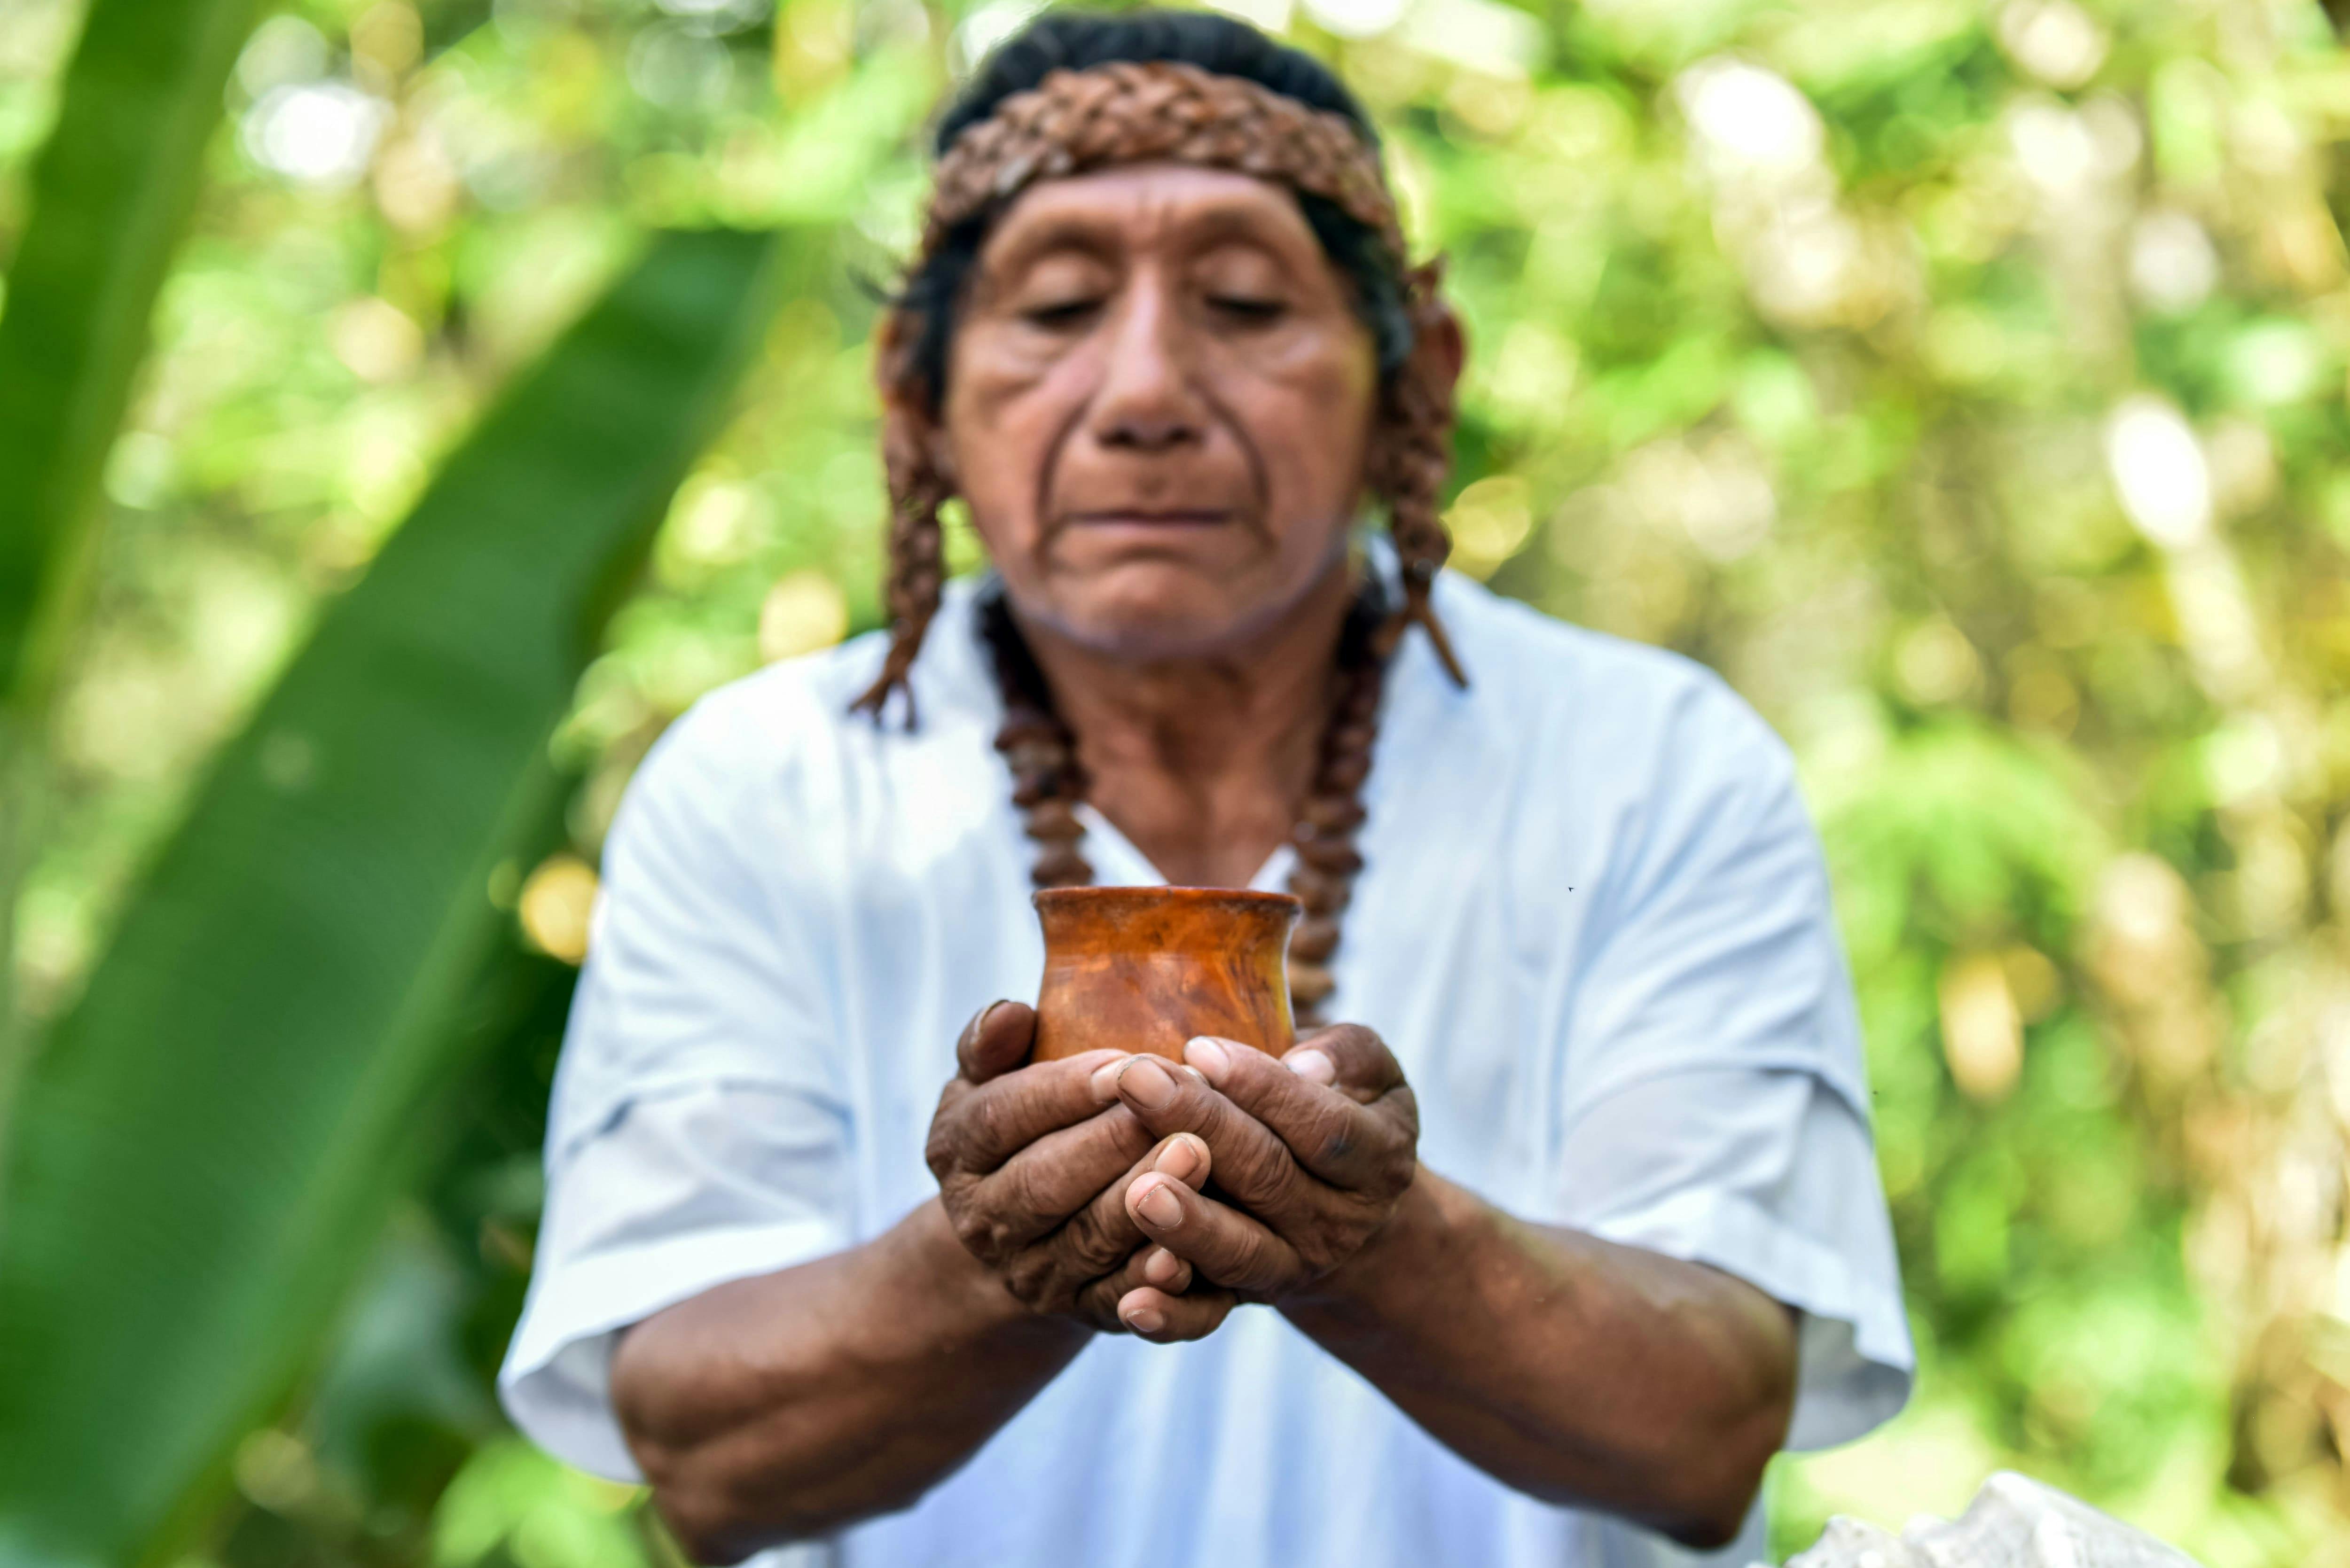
[
  {"xmin": 925, "ymin": 1000, "xmax": 1237, "ymax": 1341},
  {"xmin": 1104, "ymin": 1023, "xmax": 1420, "ymax": 1310}
]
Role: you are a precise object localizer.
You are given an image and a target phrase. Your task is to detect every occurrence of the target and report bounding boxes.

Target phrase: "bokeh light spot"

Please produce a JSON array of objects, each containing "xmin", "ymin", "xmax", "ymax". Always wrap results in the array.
[
  {"xmin": 519, "ymin": 856, "xmax": 600, "ymax": 965},
  {"xmin": 759, "ymin": 570, "xmax": 851, "ymax": 663}
]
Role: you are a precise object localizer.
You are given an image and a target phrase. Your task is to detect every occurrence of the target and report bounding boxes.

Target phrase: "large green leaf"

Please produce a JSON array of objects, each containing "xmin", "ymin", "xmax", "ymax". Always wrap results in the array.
[
  {"xmin": 0, "ymin": 0, "xmax": 262, "ymax": 710},
  {"xmin": 0, "ymin": 0, "xmax": 260, "ymax": 1076},
  {"xmin": 0, "ymin": 226, "xmax": 787, "ymax": 1568}
]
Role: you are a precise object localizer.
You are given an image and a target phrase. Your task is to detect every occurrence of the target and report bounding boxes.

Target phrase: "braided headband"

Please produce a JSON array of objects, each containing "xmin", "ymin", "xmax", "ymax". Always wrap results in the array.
[
  {"xmin": 853, "ymin": 59, "xmax": 1466, "ymax": 726},
  {"xmin": 924, "ymin": 61, "xmax": 1410, "ymax": 270}
]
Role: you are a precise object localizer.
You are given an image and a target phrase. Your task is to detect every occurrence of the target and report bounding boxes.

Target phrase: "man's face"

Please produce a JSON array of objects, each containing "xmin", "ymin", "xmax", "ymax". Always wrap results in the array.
[{"xmin": 935, "ymin": 163, "xmax": 1380, "ymax": 661}]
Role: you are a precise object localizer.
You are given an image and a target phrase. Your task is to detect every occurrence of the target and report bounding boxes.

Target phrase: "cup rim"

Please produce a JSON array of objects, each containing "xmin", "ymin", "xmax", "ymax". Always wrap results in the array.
[{"xmin": 1031, "ymin": 885, "xmax": 1303, "ymax": 913}]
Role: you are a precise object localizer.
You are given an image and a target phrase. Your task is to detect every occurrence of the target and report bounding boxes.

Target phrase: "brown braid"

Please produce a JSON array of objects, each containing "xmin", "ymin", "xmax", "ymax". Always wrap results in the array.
[
  {"xmin": 1368, "ymin": 257, "xmax": 1466, "ymax": 685},
  {"xmin": 849, "ymin": 60, "xmax": 1468, "ymax": 726},
  {"xmin": 850, "ymin": 312, "xmax": 952, "ymax": 726}
]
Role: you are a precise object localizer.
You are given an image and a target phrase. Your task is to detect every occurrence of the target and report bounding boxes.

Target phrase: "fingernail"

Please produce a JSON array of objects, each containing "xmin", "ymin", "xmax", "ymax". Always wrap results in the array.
[
  {"xmin": 961, "ymin": 999, "xmax": 1007, "ymax": 1051},
  {"xmin": 1123, "ymin": 1300, "xmax": 1166, "ymax": 1335},
  {"xmin": 1132, "ymin": 1175, "xmax": 1183, "ymax": 1229},
  {"xmin": 1117, "ymin": 1055, "xmax": 1180, "ymax": 1110},
  {"xmin": 1183, "ymin": 1036, "xmax": 1233, "ymax": 1084},
  {"xmin": 1285, "ymin": 1047, "xmax": 1336, "ymax": 1085},
  {"xmin": 1089, "ymin": 1056, "xmax": 1131, "ymax": 1102},
  {"xmin": 1143, "ymin": 1247, "xmax": 1183, "ymax": 1287},
  {"xmin": 1155, "ymin": 1135, "xmax": 1201, "ymax": 1183}
]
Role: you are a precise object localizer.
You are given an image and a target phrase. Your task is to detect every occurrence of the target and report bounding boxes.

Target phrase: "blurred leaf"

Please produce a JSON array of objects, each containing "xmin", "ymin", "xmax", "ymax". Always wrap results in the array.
[
  {"xmin": 433, "ymin": 1439, "xmax": 646, "ymax": 1568},
  {"xmin": 0, "ymin": 225, "xmax": 786, "ymax": 1568},
  {"xmin": 0, "ymin": 0, "xmax": 262, "ymax": 711},
  {"xmin": 0, "ymin": 0, "xmax": 261, "ymax": 1081}
]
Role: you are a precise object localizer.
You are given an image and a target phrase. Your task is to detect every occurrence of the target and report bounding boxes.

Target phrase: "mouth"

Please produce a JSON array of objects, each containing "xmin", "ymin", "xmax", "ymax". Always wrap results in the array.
[{"xmin": 1062, "ymin": 508, "xmax": 1235, "ymax": 528}]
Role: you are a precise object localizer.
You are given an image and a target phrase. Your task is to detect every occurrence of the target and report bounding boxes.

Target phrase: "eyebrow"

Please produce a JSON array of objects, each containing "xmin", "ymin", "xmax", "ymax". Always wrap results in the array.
[
  {"xmin": 1180, "ymin": 207, "xmax": 1316, "ymax": 266},
  {"xmin": 980, "ymin": 214, "xmax": 1124, "ymax": 280},
  {"xmin": 978, "ymin": 194, "xmax": 1317, "ymax": 283}
]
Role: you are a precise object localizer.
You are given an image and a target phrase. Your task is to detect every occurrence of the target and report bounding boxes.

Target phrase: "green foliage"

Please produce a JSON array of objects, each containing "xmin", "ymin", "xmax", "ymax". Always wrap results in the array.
[
  {"xmin": 0, "ymin": 0, "xmax": 265, "ymax": 1077},
  {"xmin": 5, "ymin": 0, "xmax": 2350, "ymax": 1565},
  {"xmin": 0, "ymin": 0, "xmax": 264, "ymax": 710},
  {"xmin": 0, "ymin": 226, "xmax": 783, "ymax": 1568}
]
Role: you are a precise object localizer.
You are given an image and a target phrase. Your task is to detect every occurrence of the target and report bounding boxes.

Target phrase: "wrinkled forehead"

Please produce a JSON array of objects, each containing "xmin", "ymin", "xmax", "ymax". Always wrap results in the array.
[{"xmin": 970, "ymin": 163, "xmax": 1331, "ymax": 278}]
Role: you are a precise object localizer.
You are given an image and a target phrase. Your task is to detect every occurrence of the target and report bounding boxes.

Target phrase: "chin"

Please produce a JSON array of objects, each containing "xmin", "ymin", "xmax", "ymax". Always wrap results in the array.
[{"xmin": 1030, "ymin": 560, "xmax": 1289, "ymax": 663}]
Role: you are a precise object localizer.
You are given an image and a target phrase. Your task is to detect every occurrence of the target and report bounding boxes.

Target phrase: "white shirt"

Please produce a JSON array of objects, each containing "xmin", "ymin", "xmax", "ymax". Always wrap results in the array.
[{"xmin": 500, "ymin": 561, "xmax": 1913, "ymax": 1568}]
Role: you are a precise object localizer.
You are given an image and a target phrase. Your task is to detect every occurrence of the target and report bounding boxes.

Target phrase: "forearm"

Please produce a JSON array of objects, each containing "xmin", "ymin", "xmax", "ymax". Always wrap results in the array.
[
  {"xmin": 1278, "ymin": 1168, "xmax": 1797, "ymax": 1547},
  {"xmin": 611, "ymin": 1198, "xmax": 1088, "ymax": 1562}
]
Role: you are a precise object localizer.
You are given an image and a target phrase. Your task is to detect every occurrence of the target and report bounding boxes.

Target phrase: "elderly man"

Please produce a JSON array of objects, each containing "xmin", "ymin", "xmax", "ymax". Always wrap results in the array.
[{"xmin": 499, "ymin": 12, "xmax": 1912, "ymax": 1568}]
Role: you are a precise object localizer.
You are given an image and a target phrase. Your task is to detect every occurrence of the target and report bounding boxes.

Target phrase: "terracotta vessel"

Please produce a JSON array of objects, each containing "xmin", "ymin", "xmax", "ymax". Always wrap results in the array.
[{"xmin": 1030, "ymin": 887, "xmax": 1302, "ymax": 1063}]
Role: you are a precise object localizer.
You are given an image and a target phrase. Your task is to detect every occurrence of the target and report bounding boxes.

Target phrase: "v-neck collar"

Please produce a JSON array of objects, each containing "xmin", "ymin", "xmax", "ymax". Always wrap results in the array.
[
  {"xmin": 939, "ymin": 554, "xmax": 1414, "ymax": 899},
  {"xmin": 1071, "ymin": 800, "xmax": 1300, "ymax": 894}
]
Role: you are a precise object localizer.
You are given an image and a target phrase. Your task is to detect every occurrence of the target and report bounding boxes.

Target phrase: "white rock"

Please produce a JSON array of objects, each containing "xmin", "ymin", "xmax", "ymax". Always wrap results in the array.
[{"xmin": 1771, "ymin": 1472, "xmax": 2199, "ymax": 1568}]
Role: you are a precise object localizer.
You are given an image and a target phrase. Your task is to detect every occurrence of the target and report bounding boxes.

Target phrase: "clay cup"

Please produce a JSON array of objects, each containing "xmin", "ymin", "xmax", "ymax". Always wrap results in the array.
[{"xmin": 1030, "ymin": 886, "xmax": 1302, "ymax": 1063}]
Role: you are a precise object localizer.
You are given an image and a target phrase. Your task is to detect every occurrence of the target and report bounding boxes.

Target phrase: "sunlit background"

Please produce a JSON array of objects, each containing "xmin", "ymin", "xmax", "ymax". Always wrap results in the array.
[{"xmin": 6, "ymin": 0, "xmax": 2350, "ymax": 1562}]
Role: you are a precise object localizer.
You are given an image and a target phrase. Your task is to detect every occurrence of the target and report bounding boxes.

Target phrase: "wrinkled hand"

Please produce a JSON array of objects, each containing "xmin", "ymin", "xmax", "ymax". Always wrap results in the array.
[
  {"xmin": 1105, "ymin": 1024, "xmax": 1420, "ymax": 1317},
  {"xmin": 926, "ymin": 1001, "xmax": 1237, "ymax": 1341}
]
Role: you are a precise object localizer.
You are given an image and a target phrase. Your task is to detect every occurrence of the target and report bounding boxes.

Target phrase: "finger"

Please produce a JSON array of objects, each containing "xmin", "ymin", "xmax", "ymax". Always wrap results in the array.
[
  {"xmin": 1031, "ymin": 1130, "xmax": 1213, "ymax": 1284},
  {"xmin": 933, "ymin": 1049, "xmax": 1132, "ymax": 1173},
  {"xmin": 966, "ymin": 1106, "xmax": 1159, "ymax": 1252},
  {"xmin": 1070, "ymin": 1224, "xmax": 1222, "ymax": 1334},
  {"xmin": 1107, "ymin": 1054, "xmax": 1302, "ymax": 1214},
  {"xmin": 1114, "ymin": 1283, "xmax": 1236, "ymax": 1344},
  {"xmin": 957, "ymin": 1001, "xmax": 1037, "ymax": 1083},
  {"xmin": 1124, "ymin": 1171, "xmax": 1304, "ymax": 1297},
  {"xmin": 1070, "ymin": 1242, "xmax": 1193, "ymax": 1320},
  {"xmin": 1140, "ymin": 1245, "xmax": 1192, "ymax": 1293},
  {"xmin": 1182, "ymin": 1034, "xmax": 1416, "ymax": 1191},
  {"xmin": 1285, "ymin": 1022, "xmax": 1408, "ymax": 1106},
  {"xmin": 992, "ymin": 1129, "xmax": 1214, "ymax": 1305}
]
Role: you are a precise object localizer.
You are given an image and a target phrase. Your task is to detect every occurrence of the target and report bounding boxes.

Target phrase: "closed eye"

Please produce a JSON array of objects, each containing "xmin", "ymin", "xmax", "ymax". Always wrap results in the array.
[
  {"xmin": 1024, "ymin": 297, "xmax": 1103, "ymax": 329},
  {"xmin": 1209, "ymin": 295, "xmax": 1286, "ymax": 323}
]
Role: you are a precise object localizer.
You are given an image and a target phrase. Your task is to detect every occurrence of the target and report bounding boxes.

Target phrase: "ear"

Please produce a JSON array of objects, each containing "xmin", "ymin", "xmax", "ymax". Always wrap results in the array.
[
  {"xmin": 1417, "ymin": 298, "xmax": 1465, "ymax": 401},
  {"xmin": 1393, "ymin": 256, "xmax": 1464, "ymax": 406},
  {"xmin": 879, "ymin": 384, "xmax": 959, "ymax": 501},
  {"xmin": 924, "ymin": 422, "xmax": 959, "ymax": 491},
  {"xmin": 1366, "ymin": 263, "xmax": 1464, "ymax": 499}
]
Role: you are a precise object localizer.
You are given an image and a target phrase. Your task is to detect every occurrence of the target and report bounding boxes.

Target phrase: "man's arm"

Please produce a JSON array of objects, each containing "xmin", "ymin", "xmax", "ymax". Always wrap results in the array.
[
  {"xmin": 610, "ymin": 1005, "xmax": 1228, "ymax": 1562},
  {"xmin": 611, "ymin": 1197, "xmax": 1083, "ymax": 1562},
  {"xmin": 1282, "ymin": 1170, "xmax": 1796, "ymax": 1548},
  {"xmin": 1104, "ymin": 1032, "xmax": 1797, "ymax": 1549}
]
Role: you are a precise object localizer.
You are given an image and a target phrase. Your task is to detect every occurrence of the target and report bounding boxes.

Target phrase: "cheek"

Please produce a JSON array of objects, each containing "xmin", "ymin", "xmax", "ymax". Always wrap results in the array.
[
  {"xmin": 1238, "ymin": 343, "xmax": 1378, "ymax": 523},
  {"xmin": 942, "ymin": 336, "xmax": 1081, "ymax": 531}
]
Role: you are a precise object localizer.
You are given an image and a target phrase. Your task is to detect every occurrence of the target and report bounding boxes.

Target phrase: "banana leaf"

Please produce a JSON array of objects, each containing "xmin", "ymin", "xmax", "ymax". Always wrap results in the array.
[
  {"xmin": 0, "ymin": 225, "xmax": 788, "ymax": 1568},
  {"xmin": 0, "ymin": 0, "xmax": 261, "ymax": 1070},
  {"xmin": 0, "ymin": 0, "xmax": 262, "ymax": 709}
]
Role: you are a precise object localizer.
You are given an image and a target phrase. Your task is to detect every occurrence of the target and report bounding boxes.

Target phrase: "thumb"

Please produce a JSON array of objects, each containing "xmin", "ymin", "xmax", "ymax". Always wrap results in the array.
[{"xmin": 957, "ymin": 1000, "xmax": 1035, "ymax": 1083}]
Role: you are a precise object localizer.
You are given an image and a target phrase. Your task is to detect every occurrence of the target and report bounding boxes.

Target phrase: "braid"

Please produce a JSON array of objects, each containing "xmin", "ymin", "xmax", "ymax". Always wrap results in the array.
[
  {"xmin": 850, "ymin": 312, "xmax": 950, "ymax": 728},
  {"xmin": 1368, "ymin": 258, "xmax": 1466, "ymax": 687}
]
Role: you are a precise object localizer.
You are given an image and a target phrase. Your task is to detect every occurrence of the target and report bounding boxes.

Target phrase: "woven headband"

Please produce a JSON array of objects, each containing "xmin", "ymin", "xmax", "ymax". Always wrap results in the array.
[{"xmin": 918, "ymin": 59, "xmax": 1410, "ymax": 269}]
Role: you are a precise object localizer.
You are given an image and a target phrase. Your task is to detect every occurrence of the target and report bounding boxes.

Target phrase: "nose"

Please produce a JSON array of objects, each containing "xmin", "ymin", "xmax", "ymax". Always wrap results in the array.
[{"xmin": 1087, "ymin": 273, "xmax": 1205, "ymax": 454}]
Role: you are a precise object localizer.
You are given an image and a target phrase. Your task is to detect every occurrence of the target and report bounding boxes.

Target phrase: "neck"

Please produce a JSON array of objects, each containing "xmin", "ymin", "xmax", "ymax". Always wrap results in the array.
[{"xmin": 1011, "ymin": 559, "xmax": 1357, "ymax": 887}]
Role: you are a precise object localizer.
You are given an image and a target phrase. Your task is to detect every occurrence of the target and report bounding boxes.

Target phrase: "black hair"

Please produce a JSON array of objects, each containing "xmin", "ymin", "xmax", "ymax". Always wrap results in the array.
[{"xmin": 893, "ymin": 8, "xmax": 1414, "ymax": 410}]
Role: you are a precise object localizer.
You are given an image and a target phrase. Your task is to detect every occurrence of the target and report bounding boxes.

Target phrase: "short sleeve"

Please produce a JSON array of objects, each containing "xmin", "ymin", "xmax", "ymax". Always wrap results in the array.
[
  {"xmin": 1557, "ymin": 1070, "xmax": 1911, "ymax": 1450},
  {"xmin": 497, "ymin": 695, "xmax": 854, "ymax": 1482},
  {"xmin": 1556, "ymin": 689, "xmax": 1912, "ymax": 1450}
]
